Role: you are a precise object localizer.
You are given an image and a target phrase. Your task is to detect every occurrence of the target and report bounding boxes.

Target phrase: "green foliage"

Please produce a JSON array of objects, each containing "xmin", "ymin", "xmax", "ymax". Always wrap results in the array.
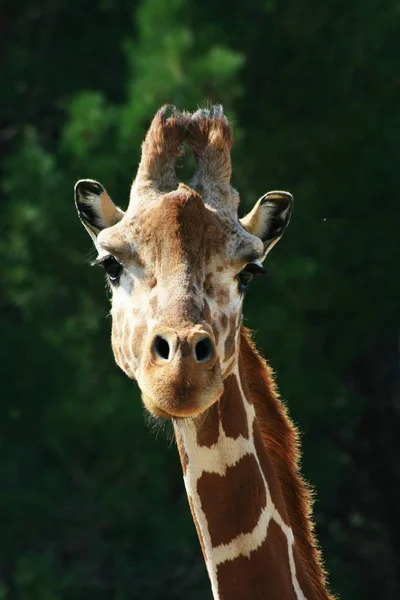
[
  {"xmin": 1, "ymin": 0, "xmax": 399, "ymax": 598},
  {"xmin": 121, "ymin": 0, "xmax": 243, "ymax": 135}
]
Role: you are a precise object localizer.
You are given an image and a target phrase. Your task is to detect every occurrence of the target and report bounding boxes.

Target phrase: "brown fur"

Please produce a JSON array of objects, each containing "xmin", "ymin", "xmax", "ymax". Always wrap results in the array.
[
  {"xmin": 175, "ymin": 428, "xmax": 188, "ymax": 473},
  {"xmin": 224, "ymin": 313, "xmax": 237, "ymax": 362},
  {"xmin": 188, "ymin": 106, "xmax": 233, "ymax": 181},
  {"xmin": 186, "ymin": 106, "xmax": 241, "ymax": 209},
  {"xmin": 216, "ymin": 520, "xmax": 297, "ymax": 600},
  {"xmin": 240, "ymin": 326, "xmax": 334, "ymax": 599},
  {"xmin": 197, "ymin": 453, "xmax": 266, "ymax": 547},
  {"xmin": 132, "ymin": 324, "xmax": 148, "ymax": 361},
  {"xmin": 219, "ymin": 374, "xmax": 249, "ymax": 439},
  {"xmin": 252, "ymin": 419, "xmax": 291, "ymax": 524},
  {"xmin": 196, "ymin": 401, "xmax": 220, "ymax": 447},
  {"xmin": 134, "ymin": 105, "xmax": 189, "ymax": 196}
]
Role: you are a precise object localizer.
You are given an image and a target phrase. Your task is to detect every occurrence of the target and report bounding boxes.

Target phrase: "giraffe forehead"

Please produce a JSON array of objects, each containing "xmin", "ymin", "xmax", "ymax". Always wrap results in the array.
[
  {"xmin": 133, "ymin": 194, "xmax": 234, "ymax": 271},
  {"xmin": 99, "ymin": 188, "xmax": 262, "ymax": 269}
]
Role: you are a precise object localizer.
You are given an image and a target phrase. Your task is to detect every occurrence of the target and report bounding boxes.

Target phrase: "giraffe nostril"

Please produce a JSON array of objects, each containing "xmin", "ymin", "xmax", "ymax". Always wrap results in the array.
[
  {"xmin": 153, "ymin": 335, "xmax": 170, "ymax": 361},
  {"xmin": 194, "ymin": 337, "xmax": 214, "ymax": 363}
]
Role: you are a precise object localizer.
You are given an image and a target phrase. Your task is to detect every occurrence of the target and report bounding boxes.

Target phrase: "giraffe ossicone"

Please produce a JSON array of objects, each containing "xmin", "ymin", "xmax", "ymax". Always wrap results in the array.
[{"xmin": 74, "ymin": 105, "xmax": 333, "ymax": 599}]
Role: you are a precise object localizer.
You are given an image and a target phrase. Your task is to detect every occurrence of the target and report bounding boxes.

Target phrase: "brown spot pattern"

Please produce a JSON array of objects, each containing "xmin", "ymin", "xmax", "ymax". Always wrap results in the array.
[
  {"xmin": 148, "ymin": 276, "xmax": 157, "ymax": 289},
  {"xmin": 132, "ymin": 324, "xmax": 148, "ymax": 360},
  {"xmin": 219, "ymin": 374, "xmax": 249, "ymax": 439},
  {"xmin": 197, "ymin": 453, "xmax": 266, "ymax": 547},
  {"xmin": 224, "ymin": 313, "xmax": 238, "ymax": 362},
  {"xmin": 196, "ymin": 401, "xmax": 220, "ymax": 447},
  {"xmin": 216, "ymin": 520, "xmax": 297, "ymax": 600}
]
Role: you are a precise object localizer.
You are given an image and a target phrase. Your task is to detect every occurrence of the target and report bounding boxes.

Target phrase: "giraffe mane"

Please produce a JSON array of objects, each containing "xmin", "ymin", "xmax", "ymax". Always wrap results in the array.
[{"xmin": 240, "ymin": 326, "xmax": 335, "ymax": 600}]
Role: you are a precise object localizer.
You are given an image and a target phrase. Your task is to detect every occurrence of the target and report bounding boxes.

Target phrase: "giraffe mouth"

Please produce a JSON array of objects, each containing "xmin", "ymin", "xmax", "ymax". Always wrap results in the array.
[
  {"xmin": 137, "ymin": 327, "xmax": 224, "ymax": 419},
  {"xmin": 141, "ymin": 380, "xmax": 224, "ymax": 419}
]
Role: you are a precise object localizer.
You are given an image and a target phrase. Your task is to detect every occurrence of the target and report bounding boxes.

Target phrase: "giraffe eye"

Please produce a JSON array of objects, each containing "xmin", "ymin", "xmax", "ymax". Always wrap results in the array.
[
  {"xmin": 238, "ymin": 271, "xmax": 253, "ymax": 291},
  {"xmin": 102, "ymin": 256, "xmax": 123, "ymax": 284},
  {"xmin": 237, "ymin": 263, "xmax": 266, "ymax": 292}
]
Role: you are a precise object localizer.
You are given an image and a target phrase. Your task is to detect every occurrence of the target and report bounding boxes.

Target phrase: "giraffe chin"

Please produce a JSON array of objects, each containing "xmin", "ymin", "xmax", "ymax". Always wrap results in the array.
[{"xmin": 141, "ymin": 385, "xmax": 223, "ymax": 419}]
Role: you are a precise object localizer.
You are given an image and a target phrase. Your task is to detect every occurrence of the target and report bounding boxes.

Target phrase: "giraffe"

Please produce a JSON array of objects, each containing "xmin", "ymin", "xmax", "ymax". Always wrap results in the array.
[{"xmin": 74, "ymin": 105, "xmax": 333, "ymax": 600}]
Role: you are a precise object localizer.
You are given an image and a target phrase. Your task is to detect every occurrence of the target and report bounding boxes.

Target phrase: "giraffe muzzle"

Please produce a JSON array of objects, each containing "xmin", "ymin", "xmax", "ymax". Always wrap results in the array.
[
  {"xmin": 139, "ymin": 326, "xmax": 223, "ymax": 418},
  {"xmin": 151, "ymin": 329, "xmax": 216, "ymax": 367}
]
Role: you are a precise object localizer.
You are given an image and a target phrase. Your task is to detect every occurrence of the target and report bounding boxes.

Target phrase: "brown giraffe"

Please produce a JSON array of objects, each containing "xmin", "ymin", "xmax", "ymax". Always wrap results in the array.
[{"xmin": 74, "ymin": 105, "xmax": 333, "ymax": 600}]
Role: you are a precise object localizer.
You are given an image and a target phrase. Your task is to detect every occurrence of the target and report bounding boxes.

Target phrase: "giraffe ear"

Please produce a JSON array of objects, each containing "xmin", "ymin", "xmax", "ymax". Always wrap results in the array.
[
  {"xmin": 74, "ymin": 179, "xmax": 124, "ymax": 242},
  {"xmin": 240, "ymin": 191, "xmax": 293, "ymax": 259}
]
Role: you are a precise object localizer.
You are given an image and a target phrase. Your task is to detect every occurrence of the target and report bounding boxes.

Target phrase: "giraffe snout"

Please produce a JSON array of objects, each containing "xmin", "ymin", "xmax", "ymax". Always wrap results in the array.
[
  {"xmin": 150, "ymin": 328, "xmax": 216, "ymax": 369},
  {"xmin": 140, "ymin": 326, "xmax": 223, "ymax": 418}
]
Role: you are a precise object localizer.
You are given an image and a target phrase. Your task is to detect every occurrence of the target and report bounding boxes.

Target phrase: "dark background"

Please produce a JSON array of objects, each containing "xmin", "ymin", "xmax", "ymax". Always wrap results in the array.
[{"xmin": 1, "ymin": 1, "xmax": 399, "ymax": 598}]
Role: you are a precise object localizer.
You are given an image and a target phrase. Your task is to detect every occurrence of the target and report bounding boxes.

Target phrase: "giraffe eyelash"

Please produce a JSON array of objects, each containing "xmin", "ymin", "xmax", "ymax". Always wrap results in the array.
[
  {"xmin": 90, "ymin": 254, "xmax": 112, "ymax": 267},
  {"xmin": 91, "ymin": 254, "xmax": 123, "ymax": 285},
  {"xmin": 242, "ymin": 263, "xmax": 267, "ymax": 276},
  {"xmin": 237, "ymin": 263, "xmax": 268, "ymax": 293}
]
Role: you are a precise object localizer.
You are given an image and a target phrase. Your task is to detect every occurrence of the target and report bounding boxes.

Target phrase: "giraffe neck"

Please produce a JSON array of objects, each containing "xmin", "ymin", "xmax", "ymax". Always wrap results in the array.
[{"xmin": 174, "ymin": 327, "xmax": 332, "ymax": 600}]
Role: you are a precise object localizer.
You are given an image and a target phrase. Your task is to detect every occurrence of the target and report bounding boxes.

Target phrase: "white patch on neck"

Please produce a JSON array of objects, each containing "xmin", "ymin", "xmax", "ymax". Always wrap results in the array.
[{"xmin": 177, "ymin": 367, "xmax": 306, "ymax": 600}]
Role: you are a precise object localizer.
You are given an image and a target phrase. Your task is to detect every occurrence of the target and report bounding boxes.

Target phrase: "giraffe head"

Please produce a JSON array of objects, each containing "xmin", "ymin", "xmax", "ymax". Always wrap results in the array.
[{"xmin": 74, "ymin": 106, "xmax": 292, "ymax": 418}]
